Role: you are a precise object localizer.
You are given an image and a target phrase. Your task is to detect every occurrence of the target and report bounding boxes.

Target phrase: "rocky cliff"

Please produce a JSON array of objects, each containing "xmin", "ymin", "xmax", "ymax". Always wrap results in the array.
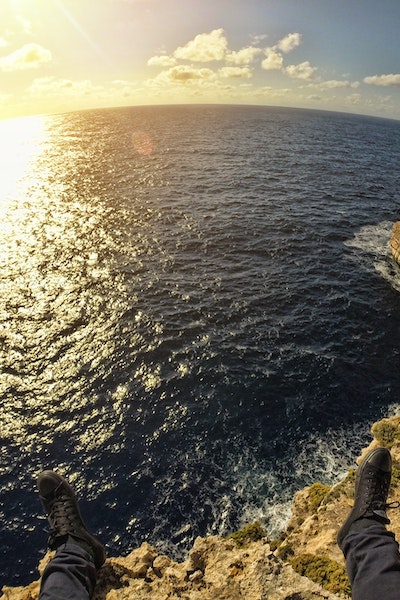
[
  {"xmin": 3, "ymin": 415, "xmax": 400, "ymax": 600},
  {"xmin": 390, "ymin": 221, "xmax": 400, "ymax": 264}
]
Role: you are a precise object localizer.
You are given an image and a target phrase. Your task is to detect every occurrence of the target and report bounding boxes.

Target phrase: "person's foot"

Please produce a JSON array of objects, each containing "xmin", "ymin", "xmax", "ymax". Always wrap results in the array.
[
  {"xmin": 37, "ymin": 470, "xmax": 106, "ymax": 569},
  {"xmin": 337, "ymin": 447, "xmax": 393, "ymax": 549}
]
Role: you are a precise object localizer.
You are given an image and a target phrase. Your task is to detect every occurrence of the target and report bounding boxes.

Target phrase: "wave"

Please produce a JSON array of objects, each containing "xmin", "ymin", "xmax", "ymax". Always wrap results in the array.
[{"xmin": 344, "ymin": 220, "xmax": 400, "ymax": 292}]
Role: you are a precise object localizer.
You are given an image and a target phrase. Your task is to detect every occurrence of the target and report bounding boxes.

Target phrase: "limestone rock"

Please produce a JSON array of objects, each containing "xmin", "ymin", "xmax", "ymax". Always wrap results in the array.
[
  {"xmin": 0, "ymin": 537, "xmax": 342, "ymax": 600},
  {"xmin": 390, "ymin": 221, "xmax": 400, "ymax": 264}
]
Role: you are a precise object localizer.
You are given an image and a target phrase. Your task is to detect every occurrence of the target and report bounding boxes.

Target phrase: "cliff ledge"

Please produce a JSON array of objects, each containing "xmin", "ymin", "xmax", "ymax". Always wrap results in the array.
[
  {"xmin": 390, "ymin": 221, "xmax": 400, "ymax": 264},
  {"xmin": 3, "ymin": 415, "xmax": 400, "ymax": 600}
]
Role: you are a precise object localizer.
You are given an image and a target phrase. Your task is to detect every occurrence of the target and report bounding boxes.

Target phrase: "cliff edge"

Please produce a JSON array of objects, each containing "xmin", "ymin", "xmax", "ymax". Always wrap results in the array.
[
  {"xmin": 3, "ymin": 415, "xmax": 400, "ymax": 600},
  {"xmin": 390, "ymin": 221, "xmax": 400, "ymax": 264}
]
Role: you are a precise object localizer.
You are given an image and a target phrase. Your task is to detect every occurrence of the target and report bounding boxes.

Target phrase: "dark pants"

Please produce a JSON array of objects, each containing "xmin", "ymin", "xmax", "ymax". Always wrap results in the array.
[
  {"xmin": 39, "ymin": 542, "xmax": 97, "ymax": 600},
  {"xmin": 342, "ymin": 519, "xmax": 400, "ymax": 600}
]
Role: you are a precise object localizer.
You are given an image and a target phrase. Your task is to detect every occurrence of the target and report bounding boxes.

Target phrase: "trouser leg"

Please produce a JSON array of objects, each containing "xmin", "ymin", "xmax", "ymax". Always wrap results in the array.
[
  {"xmin": 39, "ymin": 541, "xmax": 97, "ymax": 600},
  {"xmin": 342, "ymin": 519, "xmax": 400, "ymax": 600}
]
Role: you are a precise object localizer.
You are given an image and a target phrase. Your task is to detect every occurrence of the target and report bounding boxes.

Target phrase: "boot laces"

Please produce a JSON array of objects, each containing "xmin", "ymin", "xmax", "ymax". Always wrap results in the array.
[
  {"xmin": 47, "ymin": 492, "xmax": 81, "ymax": 538},
  {"xmin": 365, "ymin": 468, "xmax": 400, "ymax": 512}
]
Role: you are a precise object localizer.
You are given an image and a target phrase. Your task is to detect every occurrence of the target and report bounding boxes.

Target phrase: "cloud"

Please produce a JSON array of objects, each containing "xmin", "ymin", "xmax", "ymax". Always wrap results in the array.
[
  {"xmin": 285, "ymin": 61, "xmax": 316, "ymax": 80},
  {"xmin": 225, "ymin": 46, "xmax": 261, "ymax": 65},
  {"xmin": 219, "ymin": 66, "xmax": 252, "ymax": 79},
  {"xmin": 16, "ymin": 15, "xmax": 34, "ymax": 36},
  {"xmin": 142, "ymin": 28, "xmax": 327, "ymax": 109},
  {"xmin": 276, "ymin": 33, "xmax": 302, "ymax": 53},
  {"xmin": 261, "ymin": 32, "xmax": 302, "ymax": 71},
  {"xmin": 147, "ymin": 54, "xmax": 176, "ymax": 67},
  {"xmin": 173, "ymin": 29, "xmax": 228, "ymax": 62},
  {"xmin": 27, "ymin": 76, "xmax": 101, "ymax": 97},
  {"xmin": 261, "ymin": 48, "xmax": 283, "ymax": 70},
  {"xmin": 108, "ymin": 79, "xmax": 141, "ymax": 98},
  {"xmin": 251, "ymin": 33, "xmax": 268, "ymax": 45},
  {"xmin": 0, "ymin": 36, "xmax": 10, "ymax": 48},
  {"xmin": 347, "ymin": 93, "xmax": 362, "ymax": 105},
  {"xmin": 364, "ymin": 74, "xmax": 400, "ymax": 86},
  {"xmin": 317, "ymin": 79, "xmax": 359, "ymax": 89},
  {"xmin": 153, "ymin": 65, "xmax": 215, "ymax": 83},
  {"xmin": 0, "ymin": 43, "xmax": 52, "ymax": 71}
]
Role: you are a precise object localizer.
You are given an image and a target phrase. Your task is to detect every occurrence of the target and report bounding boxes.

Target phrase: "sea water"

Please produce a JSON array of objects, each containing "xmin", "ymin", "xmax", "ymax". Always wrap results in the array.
[{"xmin": 1, "ymin": 105, "xmax": 400, "ymax": 585}]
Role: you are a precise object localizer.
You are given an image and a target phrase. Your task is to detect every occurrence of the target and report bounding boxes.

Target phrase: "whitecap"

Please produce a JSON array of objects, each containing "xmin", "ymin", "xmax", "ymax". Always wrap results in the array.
[{"xmin": 344, "ymin": 220, "xmax": 400, "ymax": 292}]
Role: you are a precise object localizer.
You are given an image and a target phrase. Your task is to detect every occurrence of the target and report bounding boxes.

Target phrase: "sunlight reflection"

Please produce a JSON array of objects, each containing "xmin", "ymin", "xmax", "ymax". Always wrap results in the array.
[
  {"xmin": 0, "ymin": 115, "xmax": 49, "ymax": 273},
  {"xmin": 0, "ymin": 115, "xmax": 48, "ymax": 203}
]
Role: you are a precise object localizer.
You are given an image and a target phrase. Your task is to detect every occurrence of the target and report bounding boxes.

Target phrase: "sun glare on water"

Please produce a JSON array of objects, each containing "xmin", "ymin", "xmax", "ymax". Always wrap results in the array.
[
  {"xmin": 0, "ymin": 115, "xmax": 48, "ymax": 202},
  {"xmin": 0, "ymin": 115, "xmax": 49, "ymax": 266}
]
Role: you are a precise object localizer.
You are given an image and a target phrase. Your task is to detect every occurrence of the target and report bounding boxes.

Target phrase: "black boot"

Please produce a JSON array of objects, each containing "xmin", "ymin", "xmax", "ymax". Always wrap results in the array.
[
  {"xmin": 337, "ymin": 447, "xmax": 397, "ymax": 549},
  {"xmin": 37, "ymin": 470, "xmax": 106, "ymax": 569}
]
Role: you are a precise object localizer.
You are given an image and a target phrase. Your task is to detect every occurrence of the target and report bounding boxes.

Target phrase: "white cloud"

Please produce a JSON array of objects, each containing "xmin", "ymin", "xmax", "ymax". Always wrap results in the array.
[
  {"xmin": 0, "ymin": 43, "xmax": 52, "ymax": 72},
  {"xmin": 173, "ymin": 29, "xmax": 228, "ymax": 62},
  {"xmin": 153, "ymin": 65, "xmax": 215, "ymax": 83},
  {"xmin": 147, "ymin": 54, "xmax": 176, "ymax": 67},
  {"xmin": 261, "ymin": 33, "xmax": 302, "ymax": 72},
  {"xmin": 225, "ymin": 46, "xmax": 261, "ymax": 65},
  {"xmin": 285, "ymin": 61, "xmax": 316, "ymax": 80},
  {"xmin": 0, "ymin": 36, "xmax": 10, "ymax": 48},
  {"xmin": 219, "ymin": 66, "xmax": 252, "ymax": 79},
  {"xmin": 317, "ymin": 79, "xmax": 359, "ymax": 89},
  {"xmin": 251, "ymin": 33, "xmax": 268, "ymax": 45},
  {"xmin": 276, "ymin": 33, "xmax": 302, "ymax": 53},
  {"xmin": 110, "ymin": 78, "xmax": 138, "ymax": 90},
  {"xmin": 261, "ymin": 48, "xmax": 283, "ymax": 70},
  {"xmin": 364, "ymin": 74, "xmax": 400, "ymax": 86},
  {"xmin": 347, "ymin": 93, "xmax": 362, "ymax": 105},
  {"xmin": 258, "ymin": 86, "xmax": 290, "ymax": 99},
  {"xmin": 27, "ymin": 76, "xmax": 101, "ymax": 97},
  {"xmin": 16, "ymin": 15, "xmax": 34, "ymax": 36}
]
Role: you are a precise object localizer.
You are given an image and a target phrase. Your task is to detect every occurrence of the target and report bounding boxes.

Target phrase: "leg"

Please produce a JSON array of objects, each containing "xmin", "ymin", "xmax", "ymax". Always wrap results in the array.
[
  {"xmin": 39, "ymin": 541, "xmax": 97, "ymax": 600},
  {"xmin": 37, "ymin": 471, "xmax": 106, "ymax": 600},
  {"xmin": 338, "ymin": 447, "xmax": 400, "ymax": 600},
  {"xmin": 342, "ymin": 519, "xmax": 400, "ymax": 600}
]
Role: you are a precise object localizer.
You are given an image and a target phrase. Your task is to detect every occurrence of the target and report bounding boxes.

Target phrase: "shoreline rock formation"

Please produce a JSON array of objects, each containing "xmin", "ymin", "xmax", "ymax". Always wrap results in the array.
[
  {"xmin": 390, "ymin": 221, "xmax": 400, "ymax": 264},
  {"xmin": 3, "ymin": 415, "xmax": 400, "ymax": 600}
]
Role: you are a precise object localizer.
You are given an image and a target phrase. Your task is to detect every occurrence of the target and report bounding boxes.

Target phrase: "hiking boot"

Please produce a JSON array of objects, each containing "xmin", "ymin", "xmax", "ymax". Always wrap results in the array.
[
  {"xmin": 337, "ymin": 447, "xmax": 395, "ymax": 549},
  {"xmin": 37, "ymin": 470, "xmax": 106, "ymax": 569}
]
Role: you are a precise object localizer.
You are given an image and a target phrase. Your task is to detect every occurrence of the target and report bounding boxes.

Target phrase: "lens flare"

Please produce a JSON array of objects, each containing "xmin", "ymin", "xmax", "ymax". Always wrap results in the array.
[{"xmin": 131, "ymin": 130, "xmax": 153, "ymax": 156}]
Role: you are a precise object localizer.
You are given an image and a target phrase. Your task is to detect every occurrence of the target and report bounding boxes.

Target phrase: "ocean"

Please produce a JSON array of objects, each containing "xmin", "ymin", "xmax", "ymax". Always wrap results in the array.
[{"xmin": 1, "ymin": 104, "xmax": 400, "ymax": 586}]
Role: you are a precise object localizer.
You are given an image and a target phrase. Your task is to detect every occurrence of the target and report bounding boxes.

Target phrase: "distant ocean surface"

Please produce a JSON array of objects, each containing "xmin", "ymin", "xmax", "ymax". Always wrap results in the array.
[{"xmin": 2, "ymin": 105, "xmax": 400, "ymax": 586}]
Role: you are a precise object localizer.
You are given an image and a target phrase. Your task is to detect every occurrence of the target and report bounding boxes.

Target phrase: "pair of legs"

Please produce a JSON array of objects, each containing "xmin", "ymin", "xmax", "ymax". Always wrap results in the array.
[{"xmin": 37, "ymin": 448, "xmax": 400, "ymax": 600}]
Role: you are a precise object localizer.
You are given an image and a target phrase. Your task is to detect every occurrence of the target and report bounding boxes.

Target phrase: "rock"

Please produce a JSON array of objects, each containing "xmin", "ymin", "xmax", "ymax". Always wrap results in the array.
[
  {"xmin": 4, "ymin": 415, "xmax": 400, "ymax": 600},
  {"xmin": 390, "ymin": 221, "xmax": 400, "ymax": 264},
  {"xmin": 0, "ymin": 537, "xmax": 342, "ymax": 600},
  {"xmin": 152, "ymin": 555, "xmax": 172, "ymax": 577}
]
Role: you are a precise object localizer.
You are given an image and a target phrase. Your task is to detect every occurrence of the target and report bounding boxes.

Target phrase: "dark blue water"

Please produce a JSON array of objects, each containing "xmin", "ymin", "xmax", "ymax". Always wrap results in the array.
[{"xmin": 1, "ymin": 105, "xmax": 400, "ymax": 586}]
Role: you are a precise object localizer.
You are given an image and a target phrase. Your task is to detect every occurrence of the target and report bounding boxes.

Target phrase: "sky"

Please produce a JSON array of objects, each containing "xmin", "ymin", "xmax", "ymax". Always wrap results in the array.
[{"xmin": 1, "ymin": 0, "xmax": 400, "ymax": 120}]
